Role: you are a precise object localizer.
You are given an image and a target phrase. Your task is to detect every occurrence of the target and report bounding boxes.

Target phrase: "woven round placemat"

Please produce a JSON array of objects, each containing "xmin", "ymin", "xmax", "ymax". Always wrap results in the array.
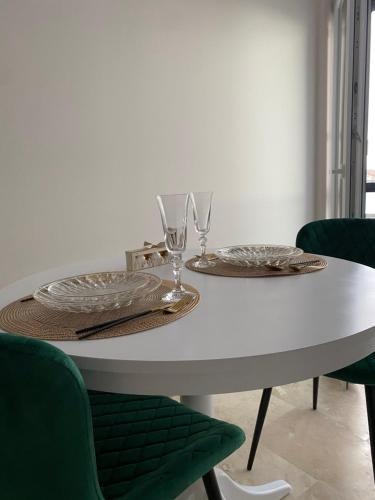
[
  {"xmin": 185, "ymin": 253, "xmax": 327, "ymax": 277},
  {"xmin": 0, "ymin": 280, "xmax": 199, "ymax": 341}
]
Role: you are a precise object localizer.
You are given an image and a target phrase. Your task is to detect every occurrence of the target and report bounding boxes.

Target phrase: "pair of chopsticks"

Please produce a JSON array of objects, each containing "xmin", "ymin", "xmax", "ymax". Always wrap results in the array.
[{"xmin": 75, "ymin": 295, "xmax": 192, "ymax": 340}]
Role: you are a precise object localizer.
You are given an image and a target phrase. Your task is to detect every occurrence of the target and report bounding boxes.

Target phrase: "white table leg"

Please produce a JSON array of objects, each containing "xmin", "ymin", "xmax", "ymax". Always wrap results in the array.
[
  {"xmin": 179, "ymin": 395, "xmax": 292, "ymax": 500},
  {"xmin": 180, "ymin": 395, "xmax": 214, "ymax": 415}
]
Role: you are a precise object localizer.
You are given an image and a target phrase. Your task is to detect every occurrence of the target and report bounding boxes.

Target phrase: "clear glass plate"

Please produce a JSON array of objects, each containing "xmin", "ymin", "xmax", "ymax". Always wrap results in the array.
[
  {"xmin": 34, "ymin": 271, "xmax": 162, "ymax": 313},
  {"xmin": 215, "ymin": 245, "xmax": 303, "ymax": 268}
]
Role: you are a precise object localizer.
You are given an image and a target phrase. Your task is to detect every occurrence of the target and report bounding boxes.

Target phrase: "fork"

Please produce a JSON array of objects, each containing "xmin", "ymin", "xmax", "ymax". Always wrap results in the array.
[{"xmin": 76, "ymin": 295, "xmax": 193, "ymax": 340}]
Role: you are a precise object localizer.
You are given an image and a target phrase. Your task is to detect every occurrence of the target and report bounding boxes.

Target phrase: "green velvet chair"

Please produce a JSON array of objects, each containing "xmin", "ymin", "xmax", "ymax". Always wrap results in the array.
[
  {"xmin": 247, "ymin": 218, "xmax": 375, "ymax": 480},
  {"xmin": 0, "ymin": 332, "xmax": 245, "ymax": 500}
]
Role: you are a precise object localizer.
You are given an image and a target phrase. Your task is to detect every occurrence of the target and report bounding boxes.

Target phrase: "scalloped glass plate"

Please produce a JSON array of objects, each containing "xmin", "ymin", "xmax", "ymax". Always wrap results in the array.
[
  {"xmin": 215, "ymin": 245, "xmax": 303, "ymax": 268},
  {"xmin": 34, "ymin": 271, "xmax": 162, "ymax": 313}
]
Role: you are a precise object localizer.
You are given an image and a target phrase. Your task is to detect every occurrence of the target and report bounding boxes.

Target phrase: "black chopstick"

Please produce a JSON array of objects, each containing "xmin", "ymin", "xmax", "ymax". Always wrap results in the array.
[
  {"xmin": 76, "ymin": 314, "xmax": 149, "ymax": 340},
  {"xmin": 76, "ymin": 309, "xmax": 156, "ymax": 336}
]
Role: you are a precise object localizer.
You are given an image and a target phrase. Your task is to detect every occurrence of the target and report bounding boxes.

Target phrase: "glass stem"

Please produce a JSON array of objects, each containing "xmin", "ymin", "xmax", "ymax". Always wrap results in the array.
[
  {"xmin": 171, "ymin": 254, "xmax": 183, "ymax": 292},
  {"xmin": 199, "ymin": 234, "xmax": 208, "ymax": 261}
]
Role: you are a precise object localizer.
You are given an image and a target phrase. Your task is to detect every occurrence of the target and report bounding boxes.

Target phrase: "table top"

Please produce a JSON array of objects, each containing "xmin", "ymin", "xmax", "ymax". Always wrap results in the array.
[{"xmin": 1, "ymin": 253, "xmax": 375, "ymax": 395}]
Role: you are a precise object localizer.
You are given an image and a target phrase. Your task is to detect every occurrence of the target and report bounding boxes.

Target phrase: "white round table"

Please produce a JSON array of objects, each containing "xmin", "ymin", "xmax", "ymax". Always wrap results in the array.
[{"xmin": 1, "ymin": 253, "xmax": 375, "ymax": 500}]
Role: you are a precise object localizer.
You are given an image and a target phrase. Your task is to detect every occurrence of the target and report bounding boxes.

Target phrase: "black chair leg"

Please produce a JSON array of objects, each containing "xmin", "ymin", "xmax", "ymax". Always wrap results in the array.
[
  {"xmin": 365, "ymin": 385, "xmax": 375, "ymax": 482},
  {"xmin": 202, "ymin": 469, "xmax": 223, "ymax": 500},
  {"xmin": 313, "ymin": 377, "xmax": 319, "ymax": 410},
  {"xmin": 247, "ymin": 387, "xmax": 273, "ymax": 471}
]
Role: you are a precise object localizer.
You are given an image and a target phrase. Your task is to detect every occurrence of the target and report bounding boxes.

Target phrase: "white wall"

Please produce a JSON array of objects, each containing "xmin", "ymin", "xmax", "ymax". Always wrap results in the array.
[{"xmin": 0, "ymin": 0, "xmax": 322, "ymax": 287}]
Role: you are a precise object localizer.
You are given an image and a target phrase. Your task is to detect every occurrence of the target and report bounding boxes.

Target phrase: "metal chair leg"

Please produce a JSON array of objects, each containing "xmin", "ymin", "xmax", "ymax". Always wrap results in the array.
[
  {"xmin": 247, "ymin": 387, "xmax": 273, "ymax": 471},
  {"xmin": 203, "ymin": 469, "xmax": 223, "ymax": 500},
  {"xmin": 313, "ymin": 377, "xmax": 319, "ymax": 410},
  {"xmin": 365, "ymin": 385, "xmax": 375, "ymax": 482}
]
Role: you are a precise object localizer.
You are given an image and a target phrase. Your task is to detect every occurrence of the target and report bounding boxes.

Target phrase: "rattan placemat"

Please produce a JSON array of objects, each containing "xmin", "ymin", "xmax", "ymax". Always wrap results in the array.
[
  {"xmin": 0, "ymin": 280, "xmax": 200, "ymax": 341},
  {"xmin": 185, "ymin": 253, "xmax": 327, "ymax": 277}
]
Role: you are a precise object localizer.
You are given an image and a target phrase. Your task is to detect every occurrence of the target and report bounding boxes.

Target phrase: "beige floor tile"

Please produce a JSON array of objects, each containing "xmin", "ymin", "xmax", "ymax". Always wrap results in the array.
[
  {"xmin": 273, "ymin": 378, "xmax": 369, "ymax": 441},
  {"xmin": 211, "ymin": 379, "xmax": 374, "ymax": 500},
  {"xmin": 260, "ymin": 407, "xmax": 372, "ymax": 496},
  {"xmin": 215, "ymin": 388, "xmax": 297, "ymax": 429},
  {"xmin": 294, "ymin": 481, "xmax": 352, "ymax": 500}
]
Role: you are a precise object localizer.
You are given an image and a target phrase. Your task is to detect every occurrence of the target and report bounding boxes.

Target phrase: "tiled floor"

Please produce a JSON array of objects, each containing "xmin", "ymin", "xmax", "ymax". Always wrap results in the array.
[{"xmin": 215, "ymin": 377, "xmax": 374, "ymax": 499}]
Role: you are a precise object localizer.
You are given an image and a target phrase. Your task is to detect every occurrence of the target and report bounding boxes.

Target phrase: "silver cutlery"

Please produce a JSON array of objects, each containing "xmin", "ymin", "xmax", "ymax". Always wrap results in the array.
[
  {"xmin": 20, "ymin": 296, "xmax": 34, "ymax": 303},
  {"xmin": 288, "ymin": 259, "xmax": 322, "ymax": 271},
  {"xmin": 266, "ymin": 259, "xmax": 321, "ymax": 272}
]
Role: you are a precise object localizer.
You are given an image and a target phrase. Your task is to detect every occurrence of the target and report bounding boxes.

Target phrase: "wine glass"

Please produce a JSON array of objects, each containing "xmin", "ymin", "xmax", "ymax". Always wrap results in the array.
[
  {"xmin": 156, "ymin": 193, "xmax": 196, "ymax": 302},
  {"xmin": 190, "ymin": 191, "xmax": 215, "ymax": 268}
]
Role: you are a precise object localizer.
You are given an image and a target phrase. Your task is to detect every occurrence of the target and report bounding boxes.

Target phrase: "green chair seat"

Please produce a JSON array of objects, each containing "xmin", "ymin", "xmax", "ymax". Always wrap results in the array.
[
  {"xmin": 89, "ymin": 391, "xmax": 244, "ymax": 500},
  {"xmin": 0, "ymin": 332, "xmax": 245, "ymax": 500},
  {"xmin": 325, "ymin": 352, "xmax": 375, "ymax": 386}
]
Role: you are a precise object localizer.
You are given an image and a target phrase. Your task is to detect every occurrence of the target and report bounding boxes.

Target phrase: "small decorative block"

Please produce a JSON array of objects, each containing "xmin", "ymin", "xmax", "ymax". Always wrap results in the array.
[{"xmin": 126, "ymin": 241, "xmax": 170, "ymax": 271}]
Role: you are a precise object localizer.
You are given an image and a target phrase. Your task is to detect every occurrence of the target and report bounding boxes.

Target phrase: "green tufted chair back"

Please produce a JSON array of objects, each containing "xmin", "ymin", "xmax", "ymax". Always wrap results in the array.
[
  {"xmin": 296, "ymin": 218, "xmax": 375, "ymax": 268},
  {"xmin": 0, "ymin": 332, "xmax": 104, "ymax": 500}
]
